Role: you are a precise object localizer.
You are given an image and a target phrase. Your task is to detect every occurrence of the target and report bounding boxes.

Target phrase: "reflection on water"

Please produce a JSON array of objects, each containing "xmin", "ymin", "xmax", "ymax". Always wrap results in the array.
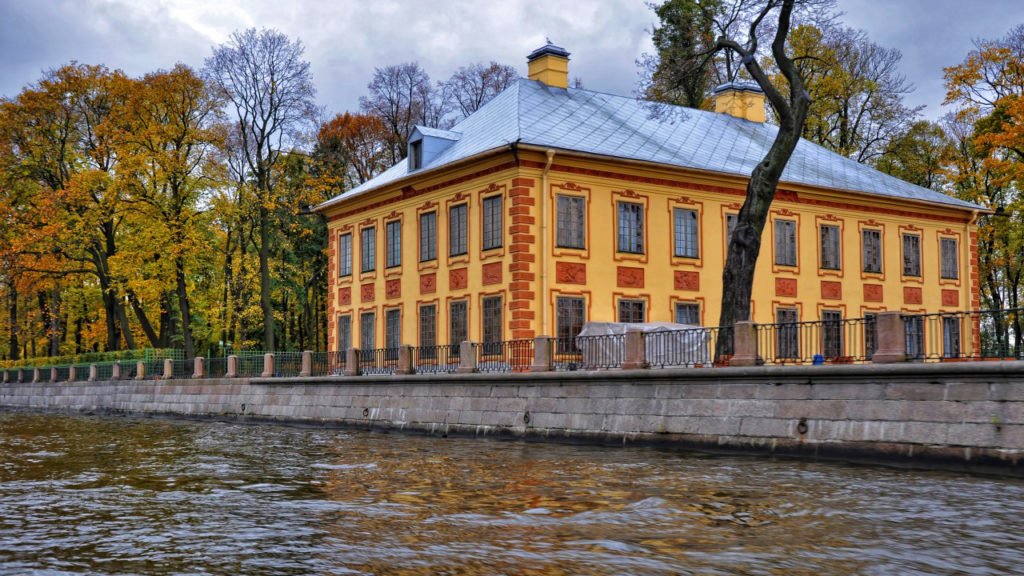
[{"xmin": 2, "ymin": 412, "xmax": 1023, "ymax": 575}]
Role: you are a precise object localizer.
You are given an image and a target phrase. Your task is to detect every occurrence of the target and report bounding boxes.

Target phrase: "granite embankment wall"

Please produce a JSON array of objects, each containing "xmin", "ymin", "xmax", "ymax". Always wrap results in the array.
[{"xmin": 4, "ymin": 362, "xmax": 1024, "ymax": 475}]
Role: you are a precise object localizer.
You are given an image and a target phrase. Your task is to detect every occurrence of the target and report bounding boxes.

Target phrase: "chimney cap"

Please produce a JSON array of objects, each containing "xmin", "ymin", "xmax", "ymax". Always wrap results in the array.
[
  {"xmin": 713, "ymin": 81, "xmax": 763, "ymax": 95},
  {"xmin": 528, "ymin": 40, "xmax": 570, "ymax": 61}
]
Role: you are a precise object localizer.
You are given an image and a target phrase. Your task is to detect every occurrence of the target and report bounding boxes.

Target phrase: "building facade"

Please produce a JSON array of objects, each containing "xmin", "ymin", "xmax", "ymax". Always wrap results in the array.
[{"xmin": 316, "ymin": 44, "xmax": 983, "ymax": 359}]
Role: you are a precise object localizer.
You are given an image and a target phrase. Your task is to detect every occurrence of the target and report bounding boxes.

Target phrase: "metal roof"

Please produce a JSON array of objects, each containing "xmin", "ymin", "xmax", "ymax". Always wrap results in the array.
[{"xmin": 318, "ymin": 79, "xmax": 984, "ymax": 212}]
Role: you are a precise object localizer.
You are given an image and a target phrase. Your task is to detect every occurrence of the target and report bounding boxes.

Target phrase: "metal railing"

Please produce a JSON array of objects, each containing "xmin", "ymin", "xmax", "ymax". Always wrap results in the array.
[
  {"xmin": 412, "ymin": 345, "xmax": 460, "ymax": 374},
  {"xmin": 755, "ymin": 317, "xmax": 876, "ymax": 365},
  {"xmin": 645, "ymin": 326, "xmax": 730, "ymax": 368},
  {"xmin": 236, "ymin": 354, "xmax": 264, "ymax": 377},
  {"xmin": 903, "ymin": 308, "xmax": 1024, "ymax": 361},
  {"xmin": 207, "ymin": 357, "xmax": 228, "ymax": 378},
  {"xmin": 574, "ymin": 333, "xmax": 626, "ymax": 370},
  {"xmin": 310, "ymin": 351, "xmax": 344, "ymax": 376},
  {"xmin": 359, "ymin": 347, "xmax": 399, "ymax": 375},
  {"xmin": 72, "ymin": 365, "xmax": 90, "ymax": 382},
  {"xmin": 552, "ymin": 337, "xmax": 584, "ymax": 371},
  {"xmin": 477, "ymin": 340, "xmax": 533, "ymax": 373},
  {"xmin": 275, "ymin": 352, "xmax": 304, "ymax": 377}
]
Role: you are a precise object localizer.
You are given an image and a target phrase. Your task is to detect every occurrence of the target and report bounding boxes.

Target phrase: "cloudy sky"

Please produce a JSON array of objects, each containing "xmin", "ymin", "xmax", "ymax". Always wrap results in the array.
[{"xmin": 1, "ymin": 0, "xmax": 1022, "ymax": 121}]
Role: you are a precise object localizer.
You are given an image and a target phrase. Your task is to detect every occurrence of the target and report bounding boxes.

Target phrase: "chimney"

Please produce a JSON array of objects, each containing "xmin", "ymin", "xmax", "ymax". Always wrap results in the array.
[
  {"xmin": 712, "ymin": 82, "xmax": 766, "ymax": 123},
  {"xmin": 527, "ymin": 41, "xmax": 570, "ymax": 89}
]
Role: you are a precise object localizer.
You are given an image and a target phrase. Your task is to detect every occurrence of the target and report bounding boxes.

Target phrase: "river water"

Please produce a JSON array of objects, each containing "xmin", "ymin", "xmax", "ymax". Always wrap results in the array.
[{"xmin": 1, "ymin": 412, "xmax": 1023, "ymax": 576}]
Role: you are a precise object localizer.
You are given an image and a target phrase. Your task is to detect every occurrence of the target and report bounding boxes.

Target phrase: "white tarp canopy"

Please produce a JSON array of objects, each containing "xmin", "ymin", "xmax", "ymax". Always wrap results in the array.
[{"xmin": 576, "ymin": 322, "xmax": 712, "ymax": 367}]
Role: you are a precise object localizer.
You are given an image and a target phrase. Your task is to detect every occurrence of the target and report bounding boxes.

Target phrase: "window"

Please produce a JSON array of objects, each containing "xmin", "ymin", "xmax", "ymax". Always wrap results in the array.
[
  {"xmin": 449, "ymin": 300, "xmax": 468, "ymax": 348},
  {"xmin": 905, "ymin": 315, "xmax": 924, "ymax": 360},
  {"xmin": 941, "ymin": 238, "xmax": 959, "ymax": 280},
  {"xmin": 385, "ymin": 308, "xmax": 401, "ymax": 354},
  {"xmin": 420, "ymin": 212, "xmax": 437, "ymax": 262},
  {"xmin": 617, "ymin": 202, "xmax": 644, "ymax": 254},
  {"xmin": 449, "ymin": 204, "xmax": 467, "ymax": 256},
  {"xmin": 675, "ymin": 303, "xmax": 700, "ymax": 326},
  {"xmin": 820, "ymin": 225, "xmax": 840, "ymax": 270},
  {"xmin": 481, "ymin": 296, "xmax": 503, "ymax": 355},
  {"xmin": 482, "ymin": 195, "xmax": 503, "ymax": 250},
  {"xmin": 338, "ymin": 233, "xmax": 352, "ymax": 277},
  {"xmin": 419, "ymin": 304, "xmax": 436, "ymax": 353},
  {"xmin": 556, "ymin": 195, "xmax": 585, "ymax": 249},
  {"xmin": 337, "ymin": 314, "xmax": 351, "ymax": 352},
  {"xmin": 361, "ymin": 226, "xmax": 376, "ymax": 273},
  {"xmin": 725, "ymin": 213, "xmax": 738, "ymax": 252},
  {"xmin": 409, "ymin": 140, "xmax": 422, "ymax": 170},
  {"xmin": 776, "ymin": 308, "xmax": 799, "ymax": 359},
  {"xmin": 862, "ymin": 229, "xmax": 881, "ymax": 273},
  {"xmin": 774, "ymin": 220, "xmax": 797, "ymax": 266},
  {"xmin": 822, "ymin": 310, "xmax": 843, "ymax": 358},
  {"xmin": 556, "ymin": 297, "xmax": 585, "ymax": 351},
  {"xmin": 674, "ymin": 208, "xmax": 699, "ymax": 258},
  {"xmin": 360, "ymin": 311, "xmax": 375, "ymax": 351},
  {"xmin": 943, "ymin": 316, "xmax": 961, "ymax": 358},
  {"xmin": 864, "ymin": 313, "xmax": 877, "ymax": 360},
  {"xmin": 618, "ymin": 299, "xmax": 645, "ymax": 323},
  {"xmin": 902, "ymin": 233, "xmax": 921, "ymax": 277},
  {"xmin": 386, "ymin": 221, "xmax": 401, "ymax": 268}
]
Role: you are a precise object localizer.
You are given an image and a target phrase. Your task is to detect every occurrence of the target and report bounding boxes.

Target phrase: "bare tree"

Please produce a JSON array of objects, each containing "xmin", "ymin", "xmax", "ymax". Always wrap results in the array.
[
  {"xmin": 359, "ymin": 62, "xmax": 446, "ymax": 163},
  {"xmin": 441, "ymin": 61, "xmax": 519, "ymax": 120},
  {"xmin": 714, "ymin": 0, "xmax": 813, "ymax": 357},
  {"xmin": 205, "ymin": 28, "xmax": 317, "ymax": 352}
]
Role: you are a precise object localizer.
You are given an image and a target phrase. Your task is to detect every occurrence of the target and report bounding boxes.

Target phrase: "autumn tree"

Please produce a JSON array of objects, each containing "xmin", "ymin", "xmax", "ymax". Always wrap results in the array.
[
  {"xmin": 113, "ymin": 64, "xmax": 227, "ymax": 358},
  {"xmin": 314, "ymin": 112, "xmax": 391, "ymax": 191},
  {"xmin": 0, "ymin": 63, "xmax": 141, "ymax": 352},
  {"xmin": 873, "ymin": 120, "xmax": 948, "ymax": 189},
  {"xmin": 440, "ymin": 61, "xmax": 519, "ymax": 119},
  {"xmin": 205, "ymin": 28, "xmax": 317, "ymax": 352},
  {"xmin": 774, "ymin": 24, "xmax": 920, "ymax": 162}
]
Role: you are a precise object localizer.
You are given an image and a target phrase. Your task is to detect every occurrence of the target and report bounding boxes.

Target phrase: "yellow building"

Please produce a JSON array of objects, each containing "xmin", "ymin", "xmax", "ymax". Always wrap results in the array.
[{"xmin": 316, "ymin": 43, "xmax": 983, "ymax": 359}]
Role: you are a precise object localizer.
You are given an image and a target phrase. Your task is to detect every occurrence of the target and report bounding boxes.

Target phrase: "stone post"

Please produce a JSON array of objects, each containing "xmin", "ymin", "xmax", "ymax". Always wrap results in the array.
[
  {"xmin": 261, "ymin": 353, "xmax": 275, "ymax": 378},
  {"xmin": 112, "ymin": 361, "xmax": 122, "ymax": 381},
  {"xmin": 226, "ymin": 355, "xmax": 239, "ymax": 378},
  {"xmin": 193, "ymin": 357, "xmax": 206, "ymax": 379},
  {"xmin": 344, "ymin": 348, "xmax": 361, "ymax": 376},
  {"xmin": 299, "ymin": 351, "xmax": 313, "ymax": 377},
  {"xmin": 730, "ymin": 321, "xmax": 760, "ymax": 367},
  {"xmin": 621, "ymin": 329, "xmax": 649, "ymax": 370},
  {"xmin": 163, "ymin": 359, "xmax": 173, "ymax": 380},
  {"xmin": 872, "ymin": 311, "xmax": 907, "ymax": 363},
  {"xmin": 530, "ymin": 336, "xmax": 553, "ymax": 372},
  {"xmin": 89, "ymin": 364, "xmax": 98, "ymax": 382},
  {"xmin": 457, "ymin": 341, "xmax": 479, "ymax": 374},
  {"xmin": 32, "ymin": 367, "xmax": 41, "ymax": 383},
  {"xmin": 395, "ymin": 344, "xmax": 415, "ymax": 375},
  {"xmin": 136, "ymin": 361, "xmax": 146, "ymax": 381},
  {"xmin": 50, "ymin": 367, "xmax": 58, "ymax": 382},
  {"xmin": 68, "ymin": 366, "xmax": 77, "ymax": 382}
]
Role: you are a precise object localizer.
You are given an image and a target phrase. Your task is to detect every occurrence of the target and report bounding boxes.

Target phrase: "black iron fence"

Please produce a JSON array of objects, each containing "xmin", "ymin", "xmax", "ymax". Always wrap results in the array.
[
  {"xmin": 412, "ymin": 345, "xmax": 460, "ymax": 374},
  {"xmin": 359, "ymin": 347, "xmax": 399, "ymax": 375},
  {"xmin": 645, "ymin": 326, "xmax": 731, "ymax": 368},
  {"xmin": 903, "ymin": 308, "xmax": 1024, "ymax": 361},
  {"xmin": 477, "ymin": 340, "xmax": 533, "ymax": 373},
  {"xmin": 574, "ymin": 333, "xmax": 626, "ymax": 370},
  {"xmin": 755, "ymin": 316, "xmax": 876, "ymax": 365}
]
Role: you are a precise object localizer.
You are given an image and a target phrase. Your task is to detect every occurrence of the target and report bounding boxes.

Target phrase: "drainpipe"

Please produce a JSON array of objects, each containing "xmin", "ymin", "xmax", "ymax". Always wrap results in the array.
[{"xmin": 540, "ymin": 149, "xmax": 556, "ymax": 336}]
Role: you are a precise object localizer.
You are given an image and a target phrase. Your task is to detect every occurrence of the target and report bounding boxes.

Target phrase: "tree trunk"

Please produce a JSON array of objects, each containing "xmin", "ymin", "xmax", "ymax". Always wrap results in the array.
[
  {"xmin": 7, "ymin": 285, "xmax": 18, "ymax": 361},
  {"xmin": 48, "ymin": 288, "xmax": 62, "ymax": 356},
  {"xmin": 126, "ymin": 288, "xmax": 160, "ymax": 348},
  {"xmin": 175, "ymin": 258, "xmax": 195, "ymax": 359},
  {"xmin": 259, "ymin": 203, "xmax": 275, "ymax": 351}
]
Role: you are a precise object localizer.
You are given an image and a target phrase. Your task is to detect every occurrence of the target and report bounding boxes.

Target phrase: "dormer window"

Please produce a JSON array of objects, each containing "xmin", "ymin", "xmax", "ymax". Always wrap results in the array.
[
  {"xmin": 409, "ymin": 140, "xmax": 423, "ymax": 171},
  {"xmin": 407, "ymin": 126, "xmax": 461, "ymax": 173}
]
